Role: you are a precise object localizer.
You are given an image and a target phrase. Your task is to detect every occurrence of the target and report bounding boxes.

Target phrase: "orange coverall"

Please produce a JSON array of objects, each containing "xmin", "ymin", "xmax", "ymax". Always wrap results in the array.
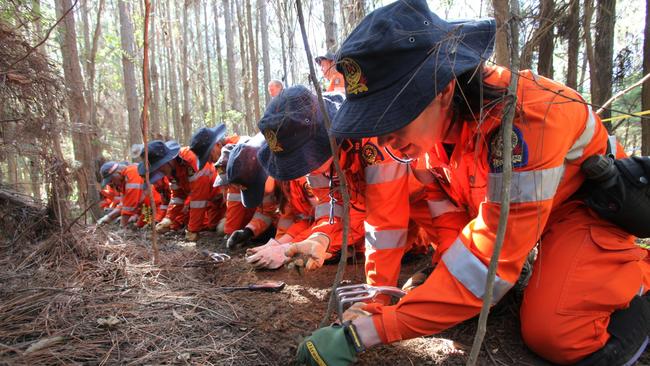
[
  {"xmin": 100, "ymin": 185, "xmax": 121, "ymax": 211},
  {"xmin": 224, "ymin": 186, "xmax": 256, "ymax": 235},
  {"xmin": 116, "ymin": 164, "xmax": 161, "ymax": 223},
  {"xmin": 224, "ymin": 178, "xmax": 278, "ymax": 237},
  {"xmin": 165, "ymin": 147, "xmax": 223, "ymax": 232},
  {"xmin": 327, "ymin": 71, "xmax": 346, "ymax": 93},
  {"xmin": 362, "ymin": 66, "xmax": 650, "ymax": 364},
  {"xmin": 276, "ymin": 177, "xmax": 316, "ymax": 241}
]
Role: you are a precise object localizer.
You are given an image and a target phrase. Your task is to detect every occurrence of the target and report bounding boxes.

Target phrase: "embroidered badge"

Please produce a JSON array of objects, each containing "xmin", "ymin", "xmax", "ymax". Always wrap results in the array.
[
  {"xmin": 488, "ymin": 126, "xmax": 529, "ymax": 172},
  {"xmin": 361, "ymin": 142, "xmax": 384, "ymax": 165},
  {"xmin": 340, "ymin": 58, "xmax": 368, "ymax": 95},
  {"xmin": 264, "ymin": 129, "xmax": 284, "ymax": 153}
]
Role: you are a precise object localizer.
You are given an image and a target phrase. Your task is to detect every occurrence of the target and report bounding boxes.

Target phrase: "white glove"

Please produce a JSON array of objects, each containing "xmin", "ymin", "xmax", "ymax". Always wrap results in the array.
[
  {"xmin": 285, "ymin": 235, "xmax": 332, "ymax": 271},
  {"xmin": 245, "ymin": 238, "xmax": 285, "ymax": 256},
  {"xmin": 155, "ymin": 217, "xmax": 173, "ymax": 233},
  {"xmin": 97, "ymin": 215, "xmax": 111, "ymax": 226},
  {"xmin": 245, "ymin": 243, "xmax": 290, "ymax": 269},
  {"xmin": 216, "ymin": 218, "xmax": 226, "ymax": 236},
  {"xmin": 342, "ymin": 302, "xmax": 372, "ymax": 322}
]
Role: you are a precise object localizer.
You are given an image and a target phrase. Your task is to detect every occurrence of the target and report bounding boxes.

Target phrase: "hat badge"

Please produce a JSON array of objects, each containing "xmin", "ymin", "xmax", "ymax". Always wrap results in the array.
[
  {"xmin": 263, "ymin": 129, "xmax": 284, "ymax": 153},
  {"xmin": 341, "ymin": 58, "xmax": 368, "ymax": 95}
]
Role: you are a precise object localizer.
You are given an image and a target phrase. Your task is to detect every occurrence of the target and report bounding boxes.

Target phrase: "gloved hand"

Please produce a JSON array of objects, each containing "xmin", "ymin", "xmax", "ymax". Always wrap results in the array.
[
  {"xmin": 155, "ymin": 217, "xmax": 173, "ymax": 233},
  {"xmin": 246, "ymin": 238, "xmax": 284, "ymax": 256},
  {"xmin": 296, "ymin": 323, "xmax": 362, "ymax": 366},
  {"xmin": 128, "ymin": 215, "xmax": 138, "ymax": 223},
  {"xmin": 97, "ymin": 215, "xmax": 112, "ymax": 226},
  {"xmin": 226, "ymin": 228, "xmax": 254, "ymax": 249},
  {"xmin": 245, "ymin": 243, "xmax": 290, "ymax": 269},
  {"xmin": 185, "ymin": 230, "xmax": 199, "ymax": 242},
  {"xmin": 285, "ymin": 235, "xmax": 332, "ymax": 271},
  {"xmin": 342, "ymin": 302, "xmax": 372, "ymax": 322}
]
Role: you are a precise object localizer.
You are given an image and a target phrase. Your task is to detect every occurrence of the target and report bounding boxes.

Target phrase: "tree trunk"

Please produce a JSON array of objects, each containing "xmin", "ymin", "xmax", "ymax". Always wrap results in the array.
[
  {"xmin": 31, "ymin": 0, "xmax": 46, "ymax": 53},
  {"xmin": 118, "ymin": 0, "xmax": 141, "ymax": 148},
  {"xmin": 278, "ymin": 1, "xmax": 289, "ymax": 84},
  {"xmin": 194, "ymin": 2, "xmax": 209, "ymax": 121},
  {"xmin": 56, "ymin": 0, "xmax": 101, "ymax": 218},
  {"xmin": 204, "ymin": 1, "xmax": 216, "ymax": 122},
  {"xmin": 5, "ymin": 123, "xmax": 18, "ymax": 190},
  {"xmin": 566, "ymin": 0, "xmax": 580, "ymax": 89},
  {"xmin": 87, "ymin": 0, "xmax": 105, "ymax": 158},
  {"xmin": 537, "ymin": 0, "xmax": 555, "ymax": 78},
  {"xmin": 181, "ymin": 0, "xmax": 191, "ymax": 143},
  {"xmin": 29, "ymin": 158, "xmax": 41, "ymax": 200},
  {"xmin": 641, "ymin": 0, "xmax": 650, "ymax": 156},
  {"xmin": 492, "ymin": 0, "xmax": 510, "ymax": 66},
  {"xmin": 224, "ymin": 0, "xmax": 242, "ymax": 114},
  {"xmin": 214, "ymin": 3, "xmax": 227, "ymax": 117},
  {"xmin": 236, "ymin": 0, "xmax": 251, "ymax": 134},
  {"xmin": 259, "ymin": 0, "xmax": 271, "ymax": 104},
  {"xmin": 150, "ymin": 1, "xmax": 161, "ymax": 138},
  {"xmin": 165, "ymin": 0, "xmax": 182, "ymax": 138},
  {"xmin": 592, "ymin": 0, "xmax": 616, "ymax": 126},
  {"xmin": 323, "ymin": 0, "xmax": 337, "ymax": 51},
  {"xmin": 245, "ymin": 0, "xmax": 260, "ymax": 124}
]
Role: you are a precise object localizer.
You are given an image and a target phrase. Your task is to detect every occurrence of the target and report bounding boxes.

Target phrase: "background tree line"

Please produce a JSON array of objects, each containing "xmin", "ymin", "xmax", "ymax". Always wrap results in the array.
[{"xmin": 0, "ymin": 0, "xmax": 649, "ymax": 220}]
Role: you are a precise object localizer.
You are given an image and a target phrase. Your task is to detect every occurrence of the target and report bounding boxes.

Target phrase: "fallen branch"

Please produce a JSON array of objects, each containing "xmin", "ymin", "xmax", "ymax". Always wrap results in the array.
[
  {"xmin": 467, "ymin": 0, "xmax": 520, "ymax": 364},
  {"xmin": 295, "ymin": 0, "xmax": 352, "ymax": 327},
  {"xmin": 596, "ymin": 72, "xmax": 650, "ymax": 115}
]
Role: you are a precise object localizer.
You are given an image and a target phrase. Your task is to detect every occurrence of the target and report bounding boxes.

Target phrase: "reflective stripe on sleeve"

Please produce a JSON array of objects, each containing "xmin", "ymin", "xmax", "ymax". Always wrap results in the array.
[
  {"xmin": 188, "ymin": 169, "xmax": 212, "ymax": 182},
  {"xmin": 364, "ymin": 162, "xmax": 407, "ymax": 184},
  {"xmin": 608, "ymin": 135, "xmax": 618, "ymax": 156},
  {"xmin": 170, "ymin": 197, "xmax": 185, "ymax": 205},
  {"xmin": 277, "ymin": 217, "xmax": 293, "ymax": 230},
  {"xmin": 227, "ymin": 193, "xmax": 241, "ymax": 202},
  {"xmin": 189, "ymin": 200, "xmax": 207, "ymax": 209},
  {"xmin": 306, "ymin": 174, "xmax": 330, "ymax": 189},
  {"xmin": 159, "ymin": 205, "xmax": 168, "ymax": 210},
  {"xmin": 315, "ymin": 202, "xmax": 343, "ymax": 219},
  {"xmin": 427, "ymin": 199, "xmax": 464, "ymax": 218},
  {"xmin": 125, "ymin": 183, "xmax": 145, "ymax": 190},
  {"xmin": 364, "ymin": 222, "xmax": 407, "ymax": 250},
  {"xmin": 487, "ymin": 165, "xmax": 565, "ymax": 203},
  {"xmin": 566, "ymin": 109, "xmax": 596, "ymax": 161},
  {"xmin": 121, "ymin": 206, "xmax": 136, "ymax": 212},
  {"xmin": 252, "ymin": 212, "xmax": 273, "ymax": 225},
  {"xmin": 441, "ymin": 238, "xmax": 513, "ymax": 304}
]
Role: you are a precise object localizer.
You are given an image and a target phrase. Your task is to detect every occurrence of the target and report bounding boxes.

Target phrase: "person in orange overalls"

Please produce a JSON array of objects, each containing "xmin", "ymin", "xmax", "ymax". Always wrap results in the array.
[
  {"xmin": 140, "ymin": 140, "xmax": 222, "ymax": 241},
  {"xmin": 296, "ymin": 1, "xmax": 650, "ymax": 366},
  {"xmin": 316, "ymin": 51, "xmax": 345, "ymax": 94},
  {"xmin": 210, "ymin": 137, "xmax": 278, "ymax": 249},
  {"xmin": 97, "ymin": 161, "xmax": 162, "ymax": 227}
]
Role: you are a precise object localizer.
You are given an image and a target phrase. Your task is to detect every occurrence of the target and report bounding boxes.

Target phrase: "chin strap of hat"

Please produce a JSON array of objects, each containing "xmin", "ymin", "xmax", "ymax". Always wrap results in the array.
[{"xmin": 384, "ymin": 146, "xmax": 413, "ymax": 164}]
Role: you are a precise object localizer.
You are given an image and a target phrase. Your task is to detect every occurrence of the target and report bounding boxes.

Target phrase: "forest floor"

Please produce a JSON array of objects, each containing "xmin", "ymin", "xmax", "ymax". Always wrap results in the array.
[{"xmin": 1, "ymin": 226, "xmax": 649, "ymax": 366}]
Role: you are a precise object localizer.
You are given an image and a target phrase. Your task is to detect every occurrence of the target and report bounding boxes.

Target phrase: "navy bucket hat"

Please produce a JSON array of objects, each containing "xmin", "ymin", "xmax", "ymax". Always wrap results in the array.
[
  {"xmin": 257, "ymin": 85, "xmax": 339, "ymax": 181},
  {"xmin": 226, "ymin": 134, "xmax": 268, "ymax": 208},
  {"xmin": 330, "ymin": 0, "xmax": 496, "ymax": 138},
  {"xmin": 100, "ymin": 161, "xmax": 121, "ymax": 187},
  {"xmin": 213, "ymin": 137, "xmax": 250, "ymax": 187},
  {"xmin": 190, "ymin": 124, "xmax": 227, "ymax": 170},
  {"xmin": 138, "ymin": 140, "xmax": 181, "ymax": 176}
]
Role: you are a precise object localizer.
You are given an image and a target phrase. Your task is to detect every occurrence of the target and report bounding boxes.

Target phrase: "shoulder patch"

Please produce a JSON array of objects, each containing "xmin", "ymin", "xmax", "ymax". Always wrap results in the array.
[
  {"xmin": 488, "ymin": 126, "xmax": 528, "ymax": 172},
  {"xmin": 361, "ymin": 142, "xmax": 384, "ymax": 165}
]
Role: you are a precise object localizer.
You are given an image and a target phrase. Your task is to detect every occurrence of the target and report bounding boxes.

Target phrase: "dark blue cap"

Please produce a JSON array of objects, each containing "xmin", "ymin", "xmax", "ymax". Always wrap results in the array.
[
  {"xmin": 100, "ymin": 161, "xmax": 120, "ymax": 187},
  {"xmin": 190, "ymin": 124, "xmax": 227, "ymax": 170},
  {"xmin": 330, "ymin": 0, "xmax": 495, "ymax": 138},
  {"xmin": 138, "ymin": 140, "xmax": 181, "ymax": 176},
  {"xmin": 226, "ymin": 134, "xmax": 268, "ymax": 208},
  {"xmin": 257, "ymin": 85, "xmax": 339, "ymax": 181},
  {"xmin": 213, "ymin": 138, "xmax": 249, "ymax": 187}
]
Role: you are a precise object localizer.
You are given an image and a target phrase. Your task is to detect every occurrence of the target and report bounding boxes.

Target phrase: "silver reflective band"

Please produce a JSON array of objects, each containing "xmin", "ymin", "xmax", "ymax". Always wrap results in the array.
[
  {"xmin": 189, "ymin": 200, "xmax": 207, "ymax": 208},
  {"xmin": 121, "ymin": 206, "xmax": 136, "ymax": 212},
  {"xmin": 188, "ymin": 169, "xmax": 211, "ymax": 182},
  {"xmin": 227, "ymin": 193, "xmax": 241, "ymax": 202},
  {"xmin": 252, "ymin": 212, "xmax": 273, "ymax": 225},
  {"xmin": 566, "ymin": 109, "xmax": 596, "ymax": 161},
  {"xmin": 277, "ymin": 217, "xmax": 293, "ymax": 229},
  {"xmin": 487, "ymin": 165, "xmax": 564, "ymax": 203},
  {"xmin": 125, "ymin": 183, "xmax": 144, "ymax": 190},
  {"xmin": 170, "ymin": 183, "xmax": 180, "ymax": 190},
  {"xmin": 159, "ymin": 205, "xmax": 168, "ymax": 210},
  {"xmin": 364, "ymin": 222, "xmax": 407, "ymax": 249},
  {"xmin": 441, "ymin": 238, "xmax": 513, "ymax": 304},
  {"xmin": 364, "ymin": 161, "xmax": 407, "ymax": 185},
  {"xmin": 170, "ymin": 197, "xmax": 185, "ymax": 205},
  {"xmin": 307, "ymin": 174, "xmax": 330, "ymax": 189},
  {"xmin": 427, "ymin": 199, "xmax": 464, "ymax": 218},
  {"xmin": 315, "ymin": 203, "xmax": 343, "ymax": 219}
]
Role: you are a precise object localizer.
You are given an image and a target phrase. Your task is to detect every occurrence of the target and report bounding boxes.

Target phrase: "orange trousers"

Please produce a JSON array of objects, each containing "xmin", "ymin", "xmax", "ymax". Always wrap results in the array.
[{"xmin": 367, "ymin": 202, "xmax": 649, "ymax": 364}]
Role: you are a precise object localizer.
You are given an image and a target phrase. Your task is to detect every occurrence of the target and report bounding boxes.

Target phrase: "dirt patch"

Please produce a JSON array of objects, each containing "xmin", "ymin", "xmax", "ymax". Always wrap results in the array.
[{"xmin": 1, "ymin": 228, "xmax": 647, "ymax": 365}]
